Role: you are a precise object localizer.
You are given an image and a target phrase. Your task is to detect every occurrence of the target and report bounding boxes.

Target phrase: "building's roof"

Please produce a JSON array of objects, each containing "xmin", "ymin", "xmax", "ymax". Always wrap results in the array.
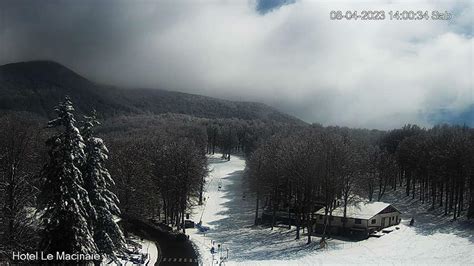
[{"xmin": 315, "ymin": 202, "xmax": 400, "ymax": 220}]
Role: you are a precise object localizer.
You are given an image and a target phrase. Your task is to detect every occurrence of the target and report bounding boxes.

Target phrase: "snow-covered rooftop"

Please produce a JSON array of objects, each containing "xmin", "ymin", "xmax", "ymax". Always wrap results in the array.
[{"xmin": 315, "ymin": 202, "xmax": 399, "ymax": 220}]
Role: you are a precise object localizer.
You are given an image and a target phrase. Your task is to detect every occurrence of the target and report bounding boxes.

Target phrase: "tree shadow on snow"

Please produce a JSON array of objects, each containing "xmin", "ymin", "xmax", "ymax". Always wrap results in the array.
[
  {"xmin": 197, "ymin": 170, "xmax": 324, "ymax": 262},
  {"xmin": 381, "ymin": 189, "xmax": 474, "ymax": 243},
  {"xmin": 207, "ymin": 157, "xmax": 230, "ymax": 165}
]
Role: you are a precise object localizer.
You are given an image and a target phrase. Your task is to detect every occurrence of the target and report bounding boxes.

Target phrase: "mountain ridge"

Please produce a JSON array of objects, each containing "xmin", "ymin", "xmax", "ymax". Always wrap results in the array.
[{"xmin": 0, "ymin": 60, "xmax": 304, "ymax": 124}]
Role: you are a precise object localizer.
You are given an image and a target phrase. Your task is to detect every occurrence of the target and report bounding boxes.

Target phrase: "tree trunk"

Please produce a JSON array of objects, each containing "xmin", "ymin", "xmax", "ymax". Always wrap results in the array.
[
  {"xmin": 271, "ymin": 199, "xmax": 276, "ymax": 230},
  {"xmin": 306, "ymin": 213, "xmax": 312, "ymax": 244},
  {"xmin": 342, "ymin": 196, "xmax": 348, "ymax": 234},
  {"xmin": 199, "ymin": 177, "xmax": 204, "ymax": 205},
  {"xmin": 254, "ymin": 190, "xmax": 260, "ymax": 226},
  {"xmin": 288, "ymin": 204, "xmax": 292, "ymax": 229},
  {"xmin": 445, "ymin": 181, "xmax": 449, "ymax": 215},
  {"xmin": 453, "ymin": 181, "xmax": 458, "ymax": 220},
  {"xmin": 182, "ymin": 209, "xmax": 186, "ymax": 234},
  {"xmin": 439, "ymin": 182, "xmax": 444, "ymax": 207},
  {"xmin": 295, "ymin": 211, "xmax": 301, "ymax": 240},
  {"xmin": 406, "ymin": 171, "xmax": 411, "ymax": 196},
  {"xmin": 468, "ymin": 174, "xmax": 474, "ymax": 218},
  {"xmin": 449, "ymin": 178, "xmax": 454, "ymax": 214}
]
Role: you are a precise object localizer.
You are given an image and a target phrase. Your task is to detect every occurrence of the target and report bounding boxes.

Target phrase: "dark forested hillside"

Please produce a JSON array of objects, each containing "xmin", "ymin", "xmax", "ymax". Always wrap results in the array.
[{"xmin": 0, "ymin": 60, "xmax": 303, "ymax": 124}]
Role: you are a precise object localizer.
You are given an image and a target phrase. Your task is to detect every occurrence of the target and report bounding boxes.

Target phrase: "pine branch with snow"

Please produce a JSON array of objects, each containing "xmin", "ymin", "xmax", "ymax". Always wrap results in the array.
[
  {"xmin": 37, "ymin": 97, "xmax": 97, "ymax": 255},
  {"xmin": 82, "ymin": 110, "xmax": 125, "ymax": 260}
]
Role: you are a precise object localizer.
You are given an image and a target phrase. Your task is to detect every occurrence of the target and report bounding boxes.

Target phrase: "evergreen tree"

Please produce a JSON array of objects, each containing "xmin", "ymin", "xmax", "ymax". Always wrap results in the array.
[
  {"xmin": 82, "ymin": 110, "xmax": 125, "ymax": 259},
  {"xmin": 38, "ymin": 97, "xmax": 97, "ymax": 255}
]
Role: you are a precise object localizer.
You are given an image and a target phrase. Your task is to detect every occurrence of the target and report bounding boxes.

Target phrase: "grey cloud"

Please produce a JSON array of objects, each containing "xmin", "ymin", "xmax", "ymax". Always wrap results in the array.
[{"xmin": 0, "ymin": 0, "xmax": 472, "ymax": 129}]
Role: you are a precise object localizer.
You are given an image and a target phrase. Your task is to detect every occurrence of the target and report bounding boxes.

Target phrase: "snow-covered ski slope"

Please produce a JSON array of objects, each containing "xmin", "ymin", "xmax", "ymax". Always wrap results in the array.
[{"xmin": 190, "ymin": 154, "xmax": 474, "ymax": 265}]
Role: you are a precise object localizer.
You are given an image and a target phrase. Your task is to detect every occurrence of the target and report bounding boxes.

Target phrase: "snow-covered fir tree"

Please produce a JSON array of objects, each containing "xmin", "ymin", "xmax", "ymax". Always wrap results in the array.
[
  {"xmin": 82, "ymin": 110, "xmax": 125, "ymax": 260},
  {"xmin": 38, "ymin": 97, "xmax": 97, "ymax": 255}
]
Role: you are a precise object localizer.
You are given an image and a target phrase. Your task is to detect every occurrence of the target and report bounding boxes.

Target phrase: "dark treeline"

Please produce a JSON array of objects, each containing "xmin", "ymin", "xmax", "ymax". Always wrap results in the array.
[
  {"xmin": 205, "ymin": 118, "xmax": 297, "ymax": 159},
  {"xmin": 1, "ymin": 104, "xmax": 472, "ymax": 258},
  {"xmin": 380, "ymin": 124, "xmax": 474, "ymax": 219},
  {"xmin": 99, "ymin": 114, "xmax": 298, "ymax": 231},
  {"xmin": 0, "ymin": 109, "xmax": 295, "ymax": 259},
  {"xmin": 105, "ymin": 126, "xmax": 208, "ymax": 234},
  {"xmin": 0, "ymin": 113, "xmax": 46, "ymax": 257},
  {"xmin": 99, "ymin": 113, "xmax": 302, "ymax": 158},
  {"xmin": 246, "ymin": 124, "xmax": 474, "ymax": 244}
]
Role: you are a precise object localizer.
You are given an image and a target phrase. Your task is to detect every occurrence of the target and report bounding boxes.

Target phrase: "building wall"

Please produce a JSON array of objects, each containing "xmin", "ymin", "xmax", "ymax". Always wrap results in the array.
[
  {"xmin": 366, "ymin": 212, "xmax": 401, "ymax": 229},
  {"xmin": 314, "ymin": 214, "xmax": 368, "ymax": 229},
  {"xmin": 314, "ymin": 211, "xmax": 401, "ymax": 231}
]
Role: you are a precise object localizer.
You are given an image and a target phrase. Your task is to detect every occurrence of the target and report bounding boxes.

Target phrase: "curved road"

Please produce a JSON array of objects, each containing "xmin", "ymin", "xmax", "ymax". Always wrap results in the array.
[{"xmin": 122, "ymin": 215, "xmax": 198, "ymax": 265}]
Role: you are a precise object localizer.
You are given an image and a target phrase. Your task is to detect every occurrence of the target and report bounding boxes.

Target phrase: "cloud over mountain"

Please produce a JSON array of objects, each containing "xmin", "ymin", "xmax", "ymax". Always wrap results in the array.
[{"xmin": 0, "ymin": 0, "xmax": 472, "ymax": 129}]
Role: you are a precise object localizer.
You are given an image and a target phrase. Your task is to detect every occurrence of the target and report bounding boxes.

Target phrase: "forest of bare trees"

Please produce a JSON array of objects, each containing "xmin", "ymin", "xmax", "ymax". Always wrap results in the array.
[
  {"xmin": 106, "ymin": 127, "xmax": 208, "ymax": 234},
  {"xmin": 245, "ymin": 124, "xmax": 474, "ymax": 244},
  {"xmin": 0, "ymin": 101, "xmax": 472, "ymax": 261},
  {"xmin": 0, "ymin": 114, "xmax": 45, "ymax": 257},
  {"xmin": 102, "ymin": 115, "xmax": 290, "ymax": 232},
  {"xmin": 380, "ymin": 125, "xmax": 474, "ymax": 219}
]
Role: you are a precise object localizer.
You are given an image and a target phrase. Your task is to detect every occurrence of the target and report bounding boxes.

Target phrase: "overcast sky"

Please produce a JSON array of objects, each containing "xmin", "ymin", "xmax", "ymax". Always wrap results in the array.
[{"xmin": 0, "ymin": 0, "xmax": 472, "ymax": 129}]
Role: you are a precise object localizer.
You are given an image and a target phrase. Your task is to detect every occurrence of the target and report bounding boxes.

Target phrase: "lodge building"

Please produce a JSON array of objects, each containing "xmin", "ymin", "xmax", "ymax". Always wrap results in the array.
[{"xmin": 313, "ymin": 202, "xmax": 401, "ymax": 239}]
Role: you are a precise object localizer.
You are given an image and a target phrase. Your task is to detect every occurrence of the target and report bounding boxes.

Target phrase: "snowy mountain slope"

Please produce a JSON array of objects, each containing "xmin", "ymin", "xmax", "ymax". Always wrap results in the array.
[
  {"xmin": 189, "ymin": 154, "xmax": 474, "ymax": 265},
  {"xmin": 0, "ymin": 61, "xmax": 303, "ymax": 124}
]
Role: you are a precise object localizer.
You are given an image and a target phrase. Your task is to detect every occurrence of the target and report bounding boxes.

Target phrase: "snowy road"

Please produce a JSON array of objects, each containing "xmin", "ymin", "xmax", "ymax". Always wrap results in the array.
[
  {"xmin": 189, "ymin": 154, "xmax": 474, "ymax": 266},
  {"xmin": 142, "ymin": 239, "xmax": 158, "ymax": 266}
]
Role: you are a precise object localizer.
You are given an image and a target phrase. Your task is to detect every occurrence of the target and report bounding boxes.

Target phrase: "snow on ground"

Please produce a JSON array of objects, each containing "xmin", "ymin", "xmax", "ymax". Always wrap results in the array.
[
  {"xmin": 141, "ymin": 239, "xmax": 158, "ymax": 266},
  {"xmin": 189, "ymin": 153, "xmax": 474, "ymax": 265},
  {"xmin": 117, "ymin": 236, "xmax": 158, "ymax": 266},
  {"xmin": 189, "ymin": 154, "xmax": 247, "ymax": 265}
]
